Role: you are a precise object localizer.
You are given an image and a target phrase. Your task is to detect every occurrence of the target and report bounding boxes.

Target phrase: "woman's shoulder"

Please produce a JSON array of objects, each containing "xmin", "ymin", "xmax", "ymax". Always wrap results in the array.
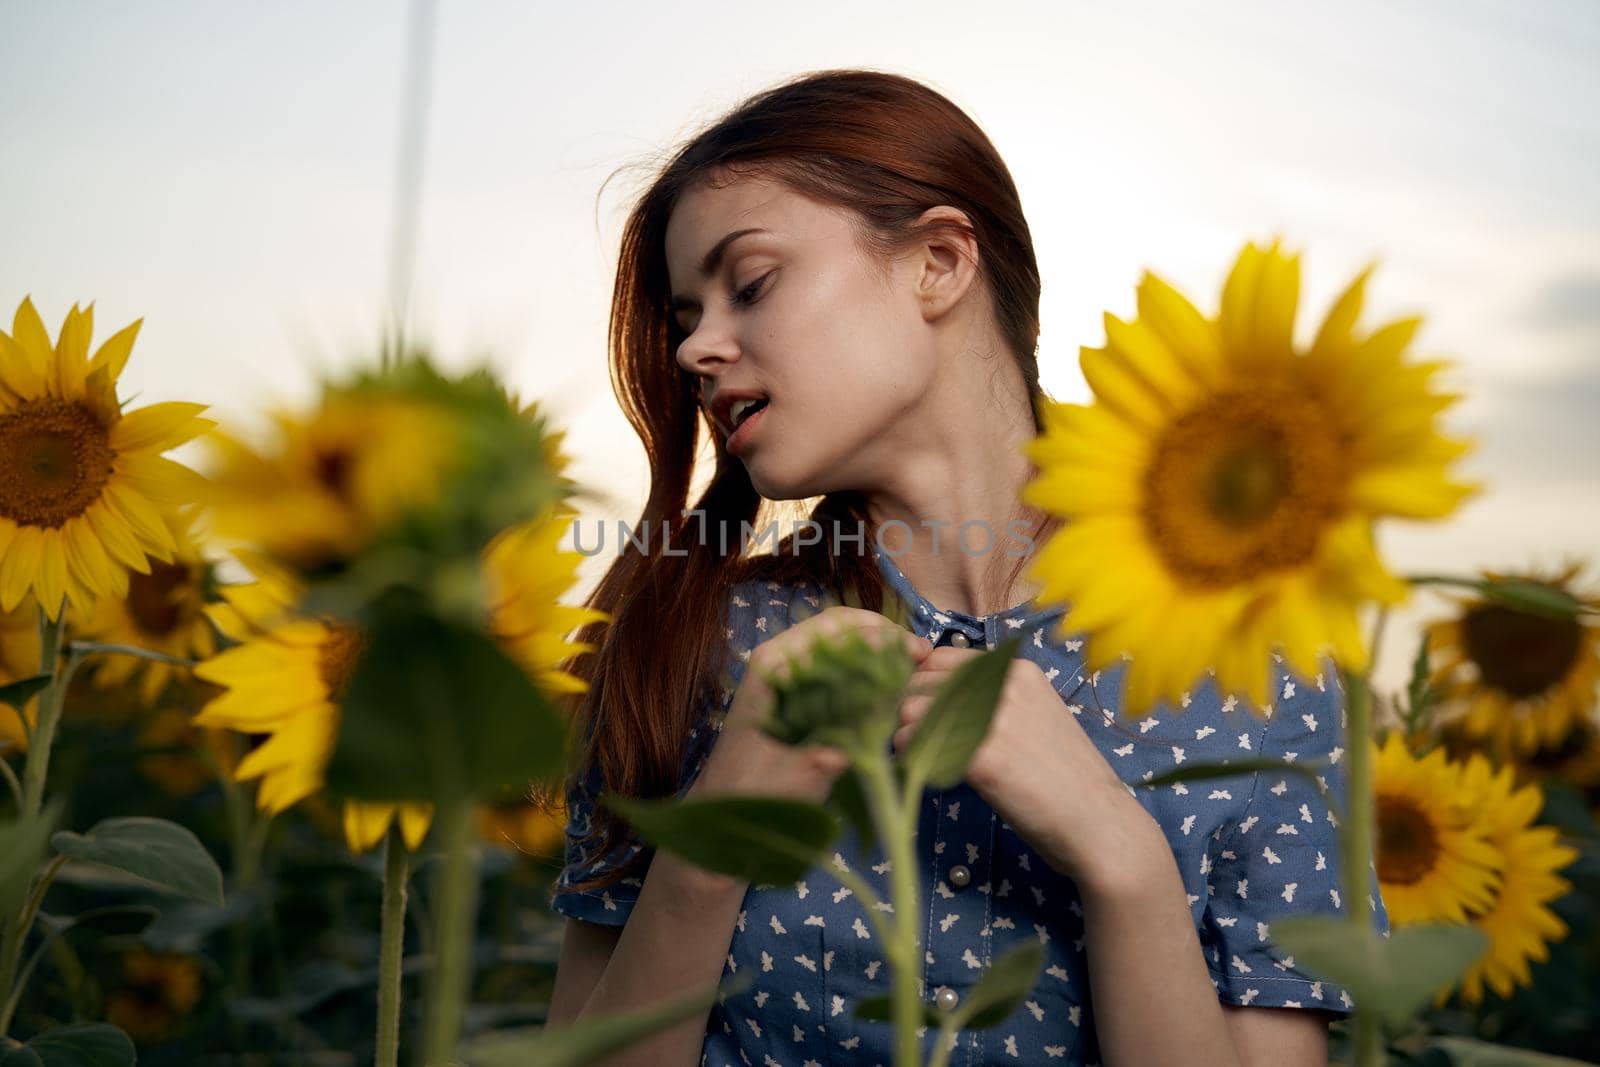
[{"xmin": 719, "ymin": 568, "xmax": 828, "ymax": 648}]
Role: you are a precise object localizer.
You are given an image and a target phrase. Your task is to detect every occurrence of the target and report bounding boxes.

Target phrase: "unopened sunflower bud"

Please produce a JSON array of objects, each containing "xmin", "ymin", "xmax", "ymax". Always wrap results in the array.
[{"xmin": 761, "ymin": 628, "xmax": 916, "ymax": 750}]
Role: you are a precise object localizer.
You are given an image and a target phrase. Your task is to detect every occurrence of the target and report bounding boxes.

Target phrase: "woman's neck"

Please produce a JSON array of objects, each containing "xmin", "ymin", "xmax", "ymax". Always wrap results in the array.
[{"xmin": 861, "ymin": 395, "xmax": 1050, "ymax": 619}]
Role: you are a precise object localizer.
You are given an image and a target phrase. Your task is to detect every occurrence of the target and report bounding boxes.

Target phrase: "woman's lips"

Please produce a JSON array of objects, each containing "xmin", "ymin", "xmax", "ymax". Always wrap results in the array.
[{"xmin": 727, "ymin": 401, "xmax": 768, "ymax": 456}]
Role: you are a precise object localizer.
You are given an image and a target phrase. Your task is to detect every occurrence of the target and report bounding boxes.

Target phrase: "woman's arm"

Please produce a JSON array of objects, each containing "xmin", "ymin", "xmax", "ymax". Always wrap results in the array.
[
  {"xmin": 551, "ymin": 843, "xmax": 748, "ymax": 1067},
  {"xmin": 1068, "ymin": 798, "xmax": 1328, "ymax": 1067}
]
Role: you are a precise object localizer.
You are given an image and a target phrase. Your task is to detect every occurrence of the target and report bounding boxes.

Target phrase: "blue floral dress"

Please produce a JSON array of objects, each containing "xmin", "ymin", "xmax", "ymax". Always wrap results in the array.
[{"xmin": 551, "ymin": 543, "xmax": 1389, "ymax": 1066}]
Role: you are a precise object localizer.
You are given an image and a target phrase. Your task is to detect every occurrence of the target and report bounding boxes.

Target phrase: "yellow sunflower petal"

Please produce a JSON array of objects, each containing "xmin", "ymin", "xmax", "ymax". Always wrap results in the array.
[
  {"xmin": 342, "ymin": 802, "xmax": 396, "ymax": 854},
  {"xmin": 10, "ymin": 297, "xmax": 54, "ymax": 368},
  {"xmin": 0, "ymin": 526, "xmax": 46, "ymax": 613},
  {"xmin": 112, "ymin": 402, "xmax": 213, "ymax": 453},
  {"xmin": 53, "ymin": 303, "xmax": 93, "ymax": 399},
  {"xmin": 88, "ymin": 316, "xmax": 142, "ymax": 381}
]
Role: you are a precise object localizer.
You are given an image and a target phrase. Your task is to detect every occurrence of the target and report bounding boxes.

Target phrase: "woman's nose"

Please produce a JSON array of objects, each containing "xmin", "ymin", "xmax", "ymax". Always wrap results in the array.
[{"xmin": 675, "ymin": 328, "xmax": 741, "ymax": 378}]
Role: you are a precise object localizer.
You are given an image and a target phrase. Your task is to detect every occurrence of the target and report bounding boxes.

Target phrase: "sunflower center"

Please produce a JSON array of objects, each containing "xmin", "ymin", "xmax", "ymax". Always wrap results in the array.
[
  {"xmin": 1375, "ymin": 794, "xmax": 1440, "ymax": 885},
  {"xmin": 313, "ymin": 447, "xmax": 355, "ymax": 501},
  {"xmin": 317, "ymin": 624, "xmax": 366, "ymax": 699},
  {"xmin": 1460, "ymin": 602, "xmax": 1582, "ymax": 700},
  {"xmin": 126, "ymin": 562, "xmax": 193, "ymax": 637},
  {"xmin": 1142, "ymin": 385, "xmax": 1346, "ymax": 588},
  {"xmin": 0, "ymin": 399, "xmax": 115, "ymax": 528}
]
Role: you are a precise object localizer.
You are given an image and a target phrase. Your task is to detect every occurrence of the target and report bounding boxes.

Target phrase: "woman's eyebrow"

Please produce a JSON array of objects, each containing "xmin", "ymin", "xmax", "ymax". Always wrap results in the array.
[{"xmin": 670, "ymin": 227, "xmax": 768, "ymax": 311}]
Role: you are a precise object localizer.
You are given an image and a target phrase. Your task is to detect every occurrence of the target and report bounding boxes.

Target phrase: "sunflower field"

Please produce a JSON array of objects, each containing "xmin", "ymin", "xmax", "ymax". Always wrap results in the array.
[{"xmin": 2, "ymin": 229, "xmax": 1597, "ymax": 1067}]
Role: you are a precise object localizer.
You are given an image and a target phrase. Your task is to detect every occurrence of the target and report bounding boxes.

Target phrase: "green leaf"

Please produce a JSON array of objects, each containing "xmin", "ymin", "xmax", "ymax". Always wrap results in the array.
[
  {"xmin": 1404, "ymin": 633, "xmax": 1435, "ymax": 733},
  {"xmin": 0, "ymin": 1024, "xmax": 135, "ymax": 1067},
  {"xmin": 0, "ymin": 674, "xmax": 50, "ymax": 712},
  {"xmin": 1477, "ymin": 577, "xmax": 1587, "ymax": 619},
  {"xmin": 462, "ymin": 970, "xmax": 753, "ymax": 1067},
  {"xmin": 1133, "ymin": 758, "xmax": 1330, "ymax": 792},
  {"xmin": 1270, "ymin": 918, "xmax": 1488, "ymax": 1028},
  {"xmin": 902, "ymin": 635, "xmax": 1022, "ymax": 789},
  {"xmin": 1424, "ymin": 1036, "xmax": 1598, "ymax": 1066},
  {"xmin": 0, "ymin": 800, "xmax": 64, "ymax": 920},
  {"xmin": 852, "ymin": 993, "xmax": 944, "ymax": 1026},
  {"xmin": 325, "ymin": 607, "xmax": 568, "ymax": 804},
  {"xmin": 601, "ymin": 794, "xmax": 839, "ymax": 885},
  {"xmin": 52, "ymin": 816, "xmax": 224, "ymax": 906},
  {"xmin": 825, "ymin": 766, "xmax": 878, "ymax": 854},
  {"xmin": 952, "ymin": 941, "xmax": 1047, "ymax": 1028},
  {"xmin": 36, "ymin": 904, "xmax": 160, "ymax": 941}
]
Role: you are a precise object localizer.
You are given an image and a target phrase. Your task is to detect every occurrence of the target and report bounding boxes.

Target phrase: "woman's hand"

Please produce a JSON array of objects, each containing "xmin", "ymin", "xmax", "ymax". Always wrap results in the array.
[
  {"xmin": 890, "ymin": 646, "xmax": 1161, "ymax": 887},
  {"xmin": 694, "ymin": 606, "xmax": 934, "ymax": 806}
]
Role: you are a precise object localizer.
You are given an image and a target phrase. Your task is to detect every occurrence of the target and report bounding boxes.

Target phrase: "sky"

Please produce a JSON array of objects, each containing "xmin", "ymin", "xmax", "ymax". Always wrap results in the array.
[{"xmin": 1, "ymin": 0, "xmax": 1596, "ymax": 696}]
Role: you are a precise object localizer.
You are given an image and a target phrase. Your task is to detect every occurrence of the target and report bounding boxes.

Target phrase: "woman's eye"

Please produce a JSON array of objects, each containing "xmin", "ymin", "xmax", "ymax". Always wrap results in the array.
[{"xmin": 730, "ymin": 270, "xmax": 774, "ymax": 307}]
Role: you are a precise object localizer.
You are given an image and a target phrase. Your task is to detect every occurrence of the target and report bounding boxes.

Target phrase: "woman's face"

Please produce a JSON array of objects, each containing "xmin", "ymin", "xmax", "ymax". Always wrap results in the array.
[{"xmin": 664, "ymin": 172, "xmax": 940, "ymax": 501}]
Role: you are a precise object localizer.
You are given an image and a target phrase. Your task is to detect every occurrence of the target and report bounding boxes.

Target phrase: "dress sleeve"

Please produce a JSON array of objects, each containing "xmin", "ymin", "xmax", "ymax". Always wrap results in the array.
[
  {"xmin": 1198, "ymin": 656, "xmax": 1390, "ymax": 1013},
  {"xmin": 546, "ymin": 733, "xmax": 648, "ymax": 926},
  {"xmin": 545, "ymin": 580, "xmax": 769, "ymax": 926}
]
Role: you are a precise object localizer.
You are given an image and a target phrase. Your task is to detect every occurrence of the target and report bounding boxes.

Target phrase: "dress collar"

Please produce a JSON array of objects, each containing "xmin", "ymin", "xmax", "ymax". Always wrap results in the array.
[{"xmin": 868, "ymin": 541, "xmax": 1066, "ymax": 645}]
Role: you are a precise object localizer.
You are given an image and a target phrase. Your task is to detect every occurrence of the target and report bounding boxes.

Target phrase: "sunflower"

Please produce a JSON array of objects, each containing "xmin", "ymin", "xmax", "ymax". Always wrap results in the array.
[
  {"xmin": 205, "ymin": 391, "xmax": 461, "ymax": 573},
  {"xmin": 1021, "ymin": 241, "xmax": 1478, "ymax": 714},
  {"xmin": 1425, "ymin": 563, "xmax": 1600, "ymax": 758},
  {"xmin": 484, "ymin": 500, "xmax": 609, "ymax": 693},
  {"xmin": 1372, "ymin": 731, "xmax": 1503, "ymax": 925},
  {"xmin": 73, "ymin": 511, "xmax": 217, "ymax": 704},
  {"xmin": 1447, "ymin": 754, "xmax": 1580, "ymax": 1003},
  {"xmin": 192, "ymin": 557, "xmax": 433, "ymax": 853},
  {"xmin": 1513, "ymin": 714, "xmax": 1600, "ymax": 821},
  {"xmin": 103, "ymin": 947, "xmax": 204, "ymax": 1045},
  {"xmin": 0, "ymin": 596, "xmax": 42, "ymax": 753},
  {"xmin": 135, "ymin": 702, "xmax": 239, "ymax": 797},
  {"xmin": 195, "ymin": 498, "xmax": 603, "ymax": 853},
  {"xmin": 0, "ymin": 297, "xmax": 212, "ymax": 619},
  {"xmin": 477, "ymin": 796, "xmax": 567, "ymax": 857}
]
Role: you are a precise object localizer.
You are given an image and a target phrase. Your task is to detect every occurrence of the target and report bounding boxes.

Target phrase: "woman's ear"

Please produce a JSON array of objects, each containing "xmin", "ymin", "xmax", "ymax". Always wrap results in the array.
[{"xmin": 910, "ymin": 205, "xmax": 982, "ymax": 321}]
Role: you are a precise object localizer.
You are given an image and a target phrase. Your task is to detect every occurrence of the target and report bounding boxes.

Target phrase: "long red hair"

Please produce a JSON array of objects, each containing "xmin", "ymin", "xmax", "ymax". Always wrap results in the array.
[{"xmin": 535, "ymin": 68, "xmax": 1060, "ymax": 894}]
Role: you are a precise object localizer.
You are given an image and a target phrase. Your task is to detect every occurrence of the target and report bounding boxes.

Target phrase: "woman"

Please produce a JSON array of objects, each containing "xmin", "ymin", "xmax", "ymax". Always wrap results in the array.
[{"xmin": 541, "ymin": 68, "xmax": 1385, "ymax": 1066}]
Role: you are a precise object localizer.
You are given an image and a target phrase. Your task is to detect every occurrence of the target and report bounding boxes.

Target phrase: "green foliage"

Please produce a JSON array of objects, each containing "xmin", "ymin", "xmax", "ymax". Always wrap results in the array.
[
  {"xmin": 0, "ymin": 1023, "xmax": 134, "ymax": 1066},
  {"xmin": 761, "ymin": 628, "xmax": 915, "ymax": 750},
  {"xmin": 1272, "ymin": 918, "xmax": 1488, "ymax": 1031},
  {"xmin": 1134, "ymin": 758, "xmax": 1331, "ymax": 793},
  {"xmin": 953, "ymin": 942, "xmax": 1049, "ymax": 1028},
  {"xmin": 1422, "ymin": 1036, "xmax": 1597, "ymax": 1065},
  {"xmin": 899, "ymin": 635, "xmax": 1021, "ymax": 790},
  {"xmin": 0, "ymin": 802, "xmax": 62, "ymax": 921},
  {"xmin": 1400, "ymin": 633, "xmax": 1438, "ymax": 737},
  {"xmin": 600, "ymin": 794, "xmax": 839, "ymax": 885},
  {"xmin": 51, "ymin": 818, "xmax": 224, "ymax": 906},
  {"xmin": 856, "ymin": 942, "xmax": 1047, "ymax": 1032},
  {"xmin": 825, "ymin": 766, "xmax": 879, "ymax": 853},
  {"xmin": 325, "ymin": 605, "xmax": 567, "ymax": 804},
  {"xmin": 462, "ymin": 971, "xmax": 753, "ymax": 1067},
  {"xmin": 0, "ymin": 677, "xmax": 50, "ymax": 715},
  {"xmin": 297, "ymin": 352, "xmax": 566, "ymax": 624}
]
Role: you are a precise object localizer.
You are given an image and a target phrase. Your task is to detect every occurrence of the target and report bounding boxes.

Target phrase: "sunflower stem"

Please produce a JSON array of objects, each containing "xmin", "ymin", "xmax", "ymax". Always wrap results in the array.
[
  {"xmin": 63, "ymin": 641, "xmax": 198, "ymax": 668},
  {"xmin": 0, "ymin": 855, "xmax": 70, "ymax": 1034},
  {"xmin": 18, "ymin": 607, "xmax": 70, "ymax": 823},
  {"xmin": 1339, "ymin": 663, "xmax": 1385, "ymax": 1067},
  {"xmin": 420, "ymin": 798, "xmax": 477, "ymax": 1067},
  {"xmin": 0, "ymin": 606, "xmax": 71, "ymax": 1035},
  {"xmin": 856, "ymin": 752, "xmax": 925, "ymax": 1067},
  {"xmin": 376, "ymin": 821, "xmax": 410, "ymax": 1067},
  {"xmin": 0, "ymin": 759, "xmax": 21, "ymax": 812}
]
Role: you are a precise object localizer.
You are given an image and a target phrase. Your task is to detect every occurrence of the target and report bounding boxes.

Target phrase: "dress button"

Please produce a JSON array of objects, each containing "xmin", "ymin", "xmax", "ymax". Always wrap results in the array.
[
  {"xmin": 948, "ymin": 863, "xmax": 971, "ymax": 888},
  {"xmin": 934, "ymin": 986, "xmax": 960, "ymax": 1012},
  {"xmin": 947, "ymin": 631, "xmax": 971, "ymax": 648}
]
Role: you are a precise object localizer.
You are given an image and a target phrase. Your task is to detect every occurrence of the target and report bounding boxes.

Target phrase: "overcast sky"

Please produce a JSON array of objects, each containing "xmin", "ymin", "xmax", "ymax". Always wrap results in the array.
[{"xmin": 2, "ymin": 0, "xmax": 1595, "ymax": 694}]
